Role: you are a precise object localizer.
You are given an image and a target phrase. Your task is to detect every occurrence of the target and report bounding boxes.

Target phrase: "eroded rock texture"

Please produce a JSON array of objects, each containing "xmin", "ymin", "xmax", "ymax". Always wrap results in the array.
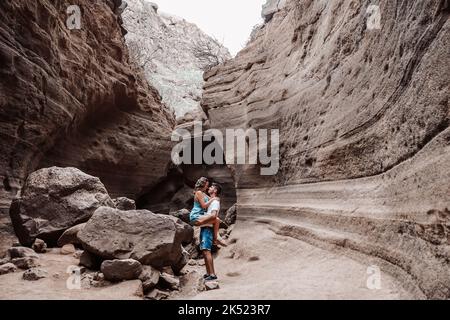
[
  {"xmin": 0, "ymin": 0, "xmax": 176, "ymax": 213},
  {"xmin": 202, "ymin": 0, "xmax": 450, "ymax": 299},
  {"xmin": 122, "ymin": 0, "xmax": 231, "ymax": 120}
]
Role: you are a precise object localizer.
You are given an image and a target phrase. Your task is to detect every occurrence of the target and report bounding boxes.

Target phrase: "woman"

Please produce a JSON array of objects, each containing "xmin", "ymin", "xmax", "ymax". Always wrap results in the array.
[{"xmin": 189, "ymin": 177, "xmax": 226, "ymax": 247}]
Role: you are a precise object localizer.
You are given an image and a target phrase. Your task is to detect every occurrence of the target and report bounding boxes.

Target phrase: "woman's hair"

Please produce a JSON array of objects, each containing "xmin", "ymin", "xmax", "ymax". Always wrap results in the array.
[{"xmin": 194, "ymin": 177, "xmax": 209, "ymax": 191}]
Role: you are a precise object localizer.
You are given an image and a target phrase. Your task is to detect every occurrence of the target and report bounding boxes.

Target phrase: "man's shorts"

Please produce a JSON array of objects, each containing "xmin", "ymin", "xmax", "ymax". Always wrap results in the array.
[{"xmin": 200, "ymin": 227, "xmax": 213, "ymax": 251}]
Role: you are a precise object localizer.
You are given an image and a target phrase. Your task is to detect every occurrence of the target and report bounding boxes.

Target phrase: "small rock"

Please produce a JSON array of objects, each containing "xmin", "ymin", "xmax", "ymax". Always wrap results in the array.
[
  {"xmin": 11, "ymin": 257, "xmax": 40, "ymax": 269},
  {"xmin": 113, "ymin": 197, "xmax": 136, "ymax": 211},
  {"xmin": 0, "ymin": 263, "xmax": 17, "ymax": 275},
  {"xmin": 32, "ymin": 239, "xmax": 47, "ymax": 253},
  {"xmin": 60, "ymin": 244, "xmax": 76, "ymax": 255},
  {"xmin": 23, "ymin": 268, "xmax": 48, "ymax": 281},
  {"xmin": 79, "ymin": 250, "xmax": 101, "ymax": 270},
  {"xmin": 101, "ymin": 259, "xmax": 143, "ymax": 282},
  {"xmin": 159, "ymin": 272, "xmax": 180, "ymax": 291},
  {"xmin": 57, "ymin": 223, "xmax": 86, "ymax": 247},
  {"xmin": 139, "ymin": 265, "xmax": 160, "ymax": 293},
  {"xmin": 0, "ymin": 258, "xmax": 9, "ymax": 265},
  {"xmin": 145, "ymin": 289, "xmax": 170, "ymax": 300},
  {"xmin": 204, "ymin": 280, "xmax": 220, "ymax": 291},
  {"xmin": 8, "ymin": 247, "xmax": 39, "ymax": 259},
  {"xmin": 93, "ymin": 272, "xmax": 105, "ymax": 282}
]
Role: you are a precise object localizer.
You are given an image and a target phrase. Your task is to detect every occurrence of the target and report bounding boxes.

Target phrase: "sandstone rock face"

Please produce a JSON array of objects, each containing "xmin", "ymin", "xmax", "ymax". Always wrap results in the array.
[
  {"xmin": 0, "ymin": 0, "xmax": 176, "ymax": 213},
  {"xmin": 9, "ymin": 167, "xmax": 114, "ymax": 246},
  {"xmin": 78, "ymin": 207, "xmax": 192, "ymax": 269},
  {"xmin": 202, "ymin": 0, "xmax": 450, "ymax": 299},
  {"xmin": 122, "ymin": 0, "xmax": 231, "ymax": 119}
]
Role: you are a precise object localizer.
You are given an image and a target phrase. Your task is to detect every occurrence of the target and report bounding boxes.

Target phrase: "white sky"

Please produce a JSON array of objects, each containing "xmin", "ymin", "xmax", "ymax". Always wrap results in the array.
[{"xmin": 153, "ymin": 0, "xmax": 267, "ymax": 56}]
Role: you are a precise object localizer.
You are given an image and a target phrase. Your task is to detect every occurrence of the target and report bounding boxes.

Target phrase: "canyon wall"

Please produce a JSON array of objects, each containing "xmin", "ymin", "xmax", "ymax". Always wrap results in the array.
[
  {"xmin": 202, "ymin": 0, "xmax": 450, "ymax": 299},
  {"xmin": 122, "ymin": 0, "xmax": 231, "ymax": 121},
  {"xmin": 0, "ymin": 0, "xmax": 176, "ymax": 211}
]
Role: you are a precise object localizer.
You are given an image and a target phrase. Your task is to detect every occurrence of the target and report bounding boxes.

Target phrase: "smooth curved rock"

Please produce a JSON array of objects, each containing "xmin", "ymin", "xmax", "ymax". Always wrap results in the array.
[
  {"xmin": 9, "ymin": 167, "xmax": 114, "ymax": 246},
  {"xmin": 202, "ymin": 0, "xmax": 450, "ymax": 299},
  {"xmin": 78, "ymin": 207, "xmax": 191, "ymax": 269}
]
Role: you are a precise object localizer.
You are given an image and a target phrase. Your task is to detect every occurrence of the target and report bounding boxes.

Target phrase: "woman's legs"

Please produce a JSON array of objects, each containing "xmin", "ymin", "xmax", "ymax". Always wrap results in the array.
[{"xmin": 195, "ymin": 215, "xmax": 227, "ymax": 247}]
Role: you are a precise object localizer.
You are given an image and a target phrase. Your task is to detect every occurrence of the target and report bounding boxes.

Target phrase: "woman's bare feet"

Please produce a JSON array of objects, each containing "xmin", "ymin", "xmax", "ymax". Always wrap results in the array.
[{"xmin": 214, "ymin": 236, "xmax": 228, "ymax": 247}]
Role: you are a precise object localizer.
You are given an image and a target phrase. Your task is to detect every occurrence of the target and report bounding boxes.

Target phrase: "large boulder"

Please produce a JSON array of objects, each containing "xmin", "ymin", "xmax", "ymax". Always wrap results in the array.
[
  {"xmin": 9, "ymin": 167, "xmax": 115, "ymax": 246},
  {"xmin": 78, "ymin": 207, "xmax": 193, "ymax": 269}
]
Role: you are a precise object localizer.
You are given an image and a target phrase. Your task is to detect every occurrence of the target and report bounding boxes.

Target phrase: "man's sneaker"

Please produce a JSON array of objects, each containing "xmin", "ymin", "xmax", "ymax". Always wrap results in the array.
[
  {"xmin": 203, "ymin": 274, "xmax": 210, "ymax": 279},
  {"xmin": 205, "ymin": 275, "xmax": 218, "ymax": 281}
]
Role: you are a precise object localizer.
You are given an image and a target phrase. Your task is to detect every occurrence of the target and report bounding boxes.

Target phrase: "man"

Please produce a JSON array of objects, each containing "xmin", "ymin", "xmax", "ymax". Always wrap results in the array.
[{"xmin": 200, "ymin": 182, "xmax": 226, "ymax": 281}]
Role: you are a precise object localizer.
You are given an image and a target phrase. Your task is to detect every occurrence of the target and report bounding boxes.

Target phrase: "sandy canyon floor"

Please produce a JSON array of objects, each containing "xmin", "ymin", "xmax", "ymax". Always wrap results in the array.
[{"xmin": 0, "ymin": 216, "xmax": 415, "ymax": 300}]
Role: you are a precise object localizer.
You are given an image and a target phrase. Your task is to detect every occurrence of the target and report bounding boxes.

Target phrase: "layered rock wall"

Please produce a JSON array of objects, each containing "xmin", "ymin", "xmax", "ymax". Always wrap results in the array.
[
  {"xmin": 0, "ymin": 0, "xmax": 176, "ymax": 211},
  {"xmin": 202, "ymin": 0, "xmax": 450, "ymax": 298}
]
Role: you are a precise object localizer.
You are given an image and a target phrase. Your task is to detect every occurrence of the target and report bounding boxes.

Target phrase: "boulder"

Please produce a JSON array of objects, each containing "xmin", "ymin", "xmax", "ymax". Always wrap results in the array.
[
  {"xmin": 0, "ymin": 263, "xmax": 17, "ymax": 275},
  {"xmin": 172, "ymin": 246, "xmax": 190, "ymax": 275},
  {"xmin": 101, "ymin": 259, "xmax": 143, "ymax": 282},
  {"xmin": 57, "ymin": 223, "xmax": 86, "ymax": 247},
  {"xmin": 32, "ymin": 239, "xmax": 47, "ymax": 253},
  {"xmin": 23, "ymin": 268, "xmax": 48, "ymax": 281},
  {"xmin": 139, "ymin": 265, "xmax": 160, "ymax": 293},
  {"xmin": 169, "ymin": 208, "xmax": 191, "ymax": 224},
  {"xmin": 11, "ymin": 257, "xmax": 40, "ymax": 269},
  {"xmin": 169, "ymin": 186, "xmax": 194, "ymax": 213},
  {"xmin": 9, "ymin": 167, "xmax": 115, "ymax": 246},
  {"xmin": 60, "ymin": 244, "xmax": 76, "ymax": 255},
  {"xmin": 224, "ymin": 204, "xmax": 237, "ymax": 226},
  {"xmin": 113, "ymin": 197, "xmax": 136, "ymax": 211},
  {"xmin": 159, "ymin": 272, "xmax": 180, "ymax": 291},
  {"xmin": 8, "ymin": 247, "xmax": 39, "ymax": 259},
  {"xmin": 78, "ymin": 207, "xmax": 192, "ymax": 269}
]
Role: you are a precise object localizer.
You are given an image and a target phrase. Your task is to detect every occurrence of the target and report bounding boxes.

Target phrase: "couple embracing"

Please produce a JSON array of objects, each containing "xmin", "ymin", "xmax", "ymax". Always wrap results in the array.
[{"xmin": 189, "ymin": 177, "xmax": 227, "ymax": 281}]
